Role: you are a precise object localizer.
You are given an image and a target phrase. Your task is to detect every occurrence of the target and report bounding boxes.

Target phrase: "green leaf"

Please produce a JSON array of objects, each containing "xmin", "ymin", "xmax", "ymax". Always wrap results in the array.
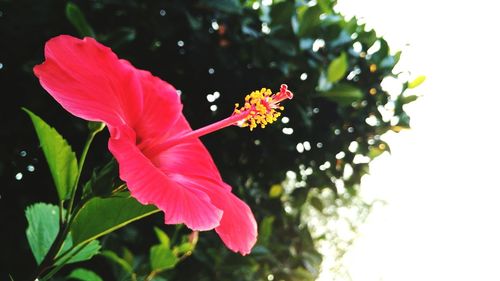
[
  {"xmin": 369, "ymin": 141, "xmax": 391, "ymax": 159},
  {"xmin": 258, "ymin": 216, "xmax": 275, "ymax": 246},
  {"xmin": 68, "ymin": 268, "xmax": 103, "ymax": 281},
  {"xmin": 66, "ymin": 2, "xmax": 95, "ymax": 37},
  {"xmin": 25, "ymin": 203, "xmax": 62, "ymax": 264},
  {"xmin": 101, "ymin": 250, "xmax": 134, "ymax": 274},
  {"xmin": 122, "ymin": 247, "xmax": 134, "ymax": 266},
  {"xmin": 150, "ymin": 245, "xmax": 178, "ymax": 272},
  {"xmin": 71, "ymin": 192, "xmax": 159, "ymax": 246},
  {"xmin": 82, "ymin": 160, "xmax": 118, "ymax": 198},
  {"xmin": 358, "ymin": 29, "xmax": 377, "ymax": 46},
  {"xmin": 24, "ymin": 202, "xmax": 100, "ymax": 266},
  {"xmin": 297, "ymin": 5, "xmax": 322, "ymax": 37},
  {"xmin": 408, "ymin": 75, "xmax": 426, "ymax": 89},
  {"xmin": 368, "ymin": 147, "xmax": 385, "ymax": 159},
  {"xmin": 320, "ymin": 84, "xmax": 364, "ymax": 105},
  {"xmin": 310, "ymin": 196, "xmax": 324, "ymax": 212},
  {"xmin": 65, "ymin": 3, "xmax": 95, "ymax": 37},
  {"xmin": 401, "ymin": 95, "xmax": 419, "ymax": 104},
  {"xmin": 23, "ymin": 108, "xmax": 78, "ymax": 201},
  {"xmin": 327, "ymin": 52, "xmax": 348, "ymax": 82},
  {"xmin": 154, "ymin": 227, "xmax": 170, "ymax": 248},
  {"xmin": 269, "ymin": 184, "xmax": 283, "ymax": 198},
  {"xmin": 57, "ymin": 238, "xmax": 101, "ymax": 265},
  {"xmin": 175, "ymin": 242, "xmax": 194, "ymax": 255},
  {"xmin": 317, "ymin": 0, "xmax": 334, "ymax": 14}
]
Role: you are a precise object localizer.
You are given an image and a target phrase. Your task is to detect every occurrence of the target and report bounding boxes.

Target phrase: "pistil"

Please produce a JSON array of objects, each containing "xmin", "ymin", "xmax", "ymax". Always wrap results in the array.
[{"xmin": 160, "ymin": 84, "xmax": 293, "ymax": 149}]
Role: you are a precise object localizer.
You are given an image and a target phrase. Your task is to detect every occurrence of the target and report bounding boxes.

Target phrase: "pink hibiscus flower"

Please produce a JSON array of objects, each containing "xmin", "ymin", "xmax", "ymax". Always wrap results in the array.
[{"xmin": 33, "ymin": 35, "xmax": 292, "ymax": 255}]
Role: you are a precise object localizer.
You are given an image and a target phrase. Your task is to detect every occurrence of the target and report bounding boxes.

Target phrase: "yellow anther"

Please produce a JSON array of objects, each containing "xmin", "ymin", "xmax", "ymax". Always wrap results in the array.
[{"xmin": 232, "ymin": 86, "xmax": 292, "ymax": 131}]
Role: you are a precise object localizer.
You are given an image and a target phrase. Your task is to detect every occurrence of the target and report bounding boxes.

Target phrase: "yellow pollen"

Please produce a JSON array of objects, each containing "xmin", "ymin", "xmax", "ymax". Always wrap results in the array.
[{"xmin": 233, "ymin": 87, "xmax": 288, "ymax": 131}]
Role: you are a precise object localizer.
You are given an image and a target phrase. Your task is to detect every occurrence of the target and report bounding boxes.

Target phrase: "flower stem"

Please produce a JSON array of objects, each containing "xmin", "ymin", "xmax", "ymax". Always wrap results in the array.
[
  {"xmin": 66, "ymin": 129, "xmax": 98, "ymax": 218},
  {"xmin": 39, "ymin": 241, "xmax": 91, "ymax": 281}
]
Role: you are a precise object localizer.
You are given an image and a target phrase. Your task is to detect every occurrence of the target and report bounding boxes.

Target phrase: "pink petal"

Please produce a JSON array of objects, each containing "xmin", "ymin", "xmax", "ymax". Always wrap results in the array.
[
  {"xmin": 145, "ymin": 116, "xmax": 226, "ymax": 187},
  {"xmin": 128, "ymin": 67, "xmax": 183, "ymax": 140},
  {"xmin": 108, "ymin": 125, "xmax": 223, "ymax": 231},
  {"xmin": 170, "ymin": 176, "xmax": 257, "ymax": 255},
  {"xmin": 150, "ymin": 139, "xmax": 222, "ymax": 182},
  {"xmin": 34, "ymin": 35, "xmax": 143, "ymax": 127},
  {"xmin": 210, "ymin": 185, "xmax": 257, "ymax": 255},
  {"xmin": 148, "ymin": 129, "xmax": 257, "ymax": 254}
]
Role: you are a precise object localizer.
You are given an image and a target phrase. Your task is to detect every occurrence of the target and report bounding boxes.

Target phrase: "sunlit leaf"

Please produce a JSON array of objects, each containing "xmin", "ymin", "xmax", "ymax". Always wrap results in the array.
[
  {"xmin": 408, "ymin": 75, "xmax": 426, "ymax": 89},
  {"xmin": 154, "ymin": 227, "xmax": 170, "ymax": 248},
  {"xmin": 150, "ymin": 245, "xmax": 178, "ymax": 272},
  {"xmin": 390, "ymin": 125, "xmax": 409, "ymax": 133},
  {"xmin": 369, "ymin": 141, "xmax": 391, "ymax": 159},
  {"xmin": 269, "ymin": 184, "xmax": 283, "ymax": 198},
  {"xmin": 175, "ymin": 242, "xmax": 194, "ymax": 255},
  {"xmin": 23, "ymin": 108, "xmax": 78, "ymax": 202},
  {"xmin": 369, "ymin": 147, "xmax": 385, "ymax": 159},
  {"xmin": 317, "ymin": 0, "xmax": 334, "ymax": 14},
  {"xmin": 327, "ymin": 52, "xmax": 348, "ymax": 82}
]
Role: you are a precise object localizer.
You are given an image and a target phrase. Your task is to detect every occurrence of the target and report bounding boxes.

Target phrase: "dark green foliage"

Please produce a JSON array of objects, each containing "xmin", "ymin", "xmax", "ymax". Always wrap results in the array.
[{"xmin": 0, "ymin": 0, "xmax": 417, "ymax": 280}]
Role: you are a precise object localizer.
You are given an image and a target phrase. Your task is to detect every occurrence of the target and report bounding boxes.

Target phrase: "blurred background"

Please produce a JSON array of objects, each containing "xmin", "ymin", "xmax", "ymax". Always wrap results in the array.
[
  {"xmin": 1, "ymin": 0, "xmax": 497, "ymax": 280},
  {"xmin": 324, "ymin": 1, "xmax": 500, "ymax": 280}
]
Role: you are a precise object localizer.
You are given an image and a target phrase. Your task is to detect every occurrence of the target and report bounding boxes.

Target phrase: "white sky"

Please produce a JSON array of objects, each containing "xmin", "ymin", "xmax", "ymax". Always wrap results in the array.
[{"xmin": 320, "ymin": 0, "xmax": 500, "ymax": 280}]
